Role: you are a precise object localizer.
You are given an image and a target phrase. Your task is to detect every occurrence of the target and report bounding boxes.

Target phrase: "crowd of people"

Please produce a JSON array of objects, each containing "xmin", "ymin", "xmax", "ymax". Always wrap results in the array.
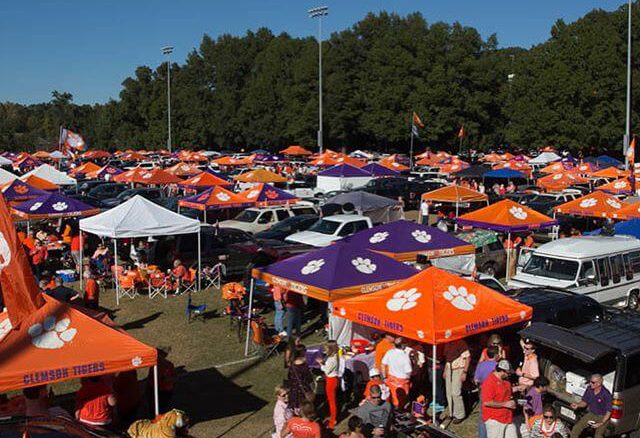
[{"xmin": 270, "ymin": 332, "xmax": 612, "ymax": 438}]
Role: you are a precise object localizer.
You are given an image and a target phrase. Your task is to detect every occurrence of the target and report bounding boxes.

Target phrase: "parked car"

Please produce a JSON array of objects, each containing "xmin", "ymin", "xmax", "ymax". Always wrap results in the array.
[
  {"xmin": 100, "ymin": 187, "xmax": 165, "ymax": 208},
  {"xmin": 455, "ymin": 229, "xmax": 507, "ymax": 277},
  {"xmin": 218, "ymin": 204, "xmax": 319, "ymax": 234},
  {"xmin": 86, "ymin": 182, "xmax": 129, "ymax": 201},
  {"xmin": 359, "ymin": 177, "xmax": 443, "ymax": 209},
  {"xmin": 509, "ymin": 235, "xmax": 640, "ymax": 308},
  {"xmin": 519, "ymin": 312, "xmax": 640, "ymax": 436},
  {"xmin": 285, "ymin": 214, "xmax": 372, "ymax": 247},
  {"xmin": 254, "ymin": 214, "xmax": 319, "ymax": 241},
  {"xmin": 524, "ymin": 190, "xmax": 582, "ymax": 215}
]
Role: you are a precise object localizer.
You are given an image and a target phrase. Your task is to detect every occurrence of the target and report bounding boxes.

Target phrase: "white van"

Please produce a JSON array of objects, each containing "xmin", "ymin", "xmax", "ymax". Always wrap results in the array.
[{"xmin": 508, "ymin": 236, "xmax": 640, "ymax": 307}]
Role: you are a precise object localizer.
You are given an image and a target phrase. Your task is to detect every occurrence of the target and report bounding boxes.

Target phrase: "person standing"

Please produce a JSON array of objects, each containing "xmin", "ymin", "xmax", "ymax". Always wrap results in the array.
[
  {"xmin": 29, "ymin": 240, "xmax": 48, "ymax": 280},
  {"xmin": 351, "ymin": 385, "xmax": 393, "ymax": 437},
  {"xmin": 273, "ymin": 386, "xmax": 293, "ymax": 438},
  {"xmin": 280, "ymin": 401, "xmax": 321, "ymax": 438},
  {"xmin": 317, "ymin": 340, "xmax": 340, "ymax": 429},
  {"xmin": 420, "ymin": 200, "xmax": 430, "ymax": 225},
  {"xmin": 287, "ymin": 345, "xmax": 314, "ymax": 414},
  {"xmin": 84, "ymin": 270, "xmax": 100, "ymax": 310},
  {"xmin": 524, "ymin": 377, "xmax": 549, "ymax": 428},
  {"xmin": 442, "ymin": 338, "xmax": 471, "ymax": 423},
  {"xmin": 381, "ymin": 337, "xmax": 412, "ymax": 409},
  {"xmin": 475, "ymin": 346, "xmax": 500, "ymax": 438},
  {"xmin": 70, "ymin": 232, "xmax": 82, "ymax": 272},
  {"xmin": 514, "ymin": 339, "xmax": 539, "ymax": 393},
  {"xmin": 284, "ymin": 291, "xmax": 304, "ymax": 338},
  {"xmin": 569, "ymin": 374, "xmax": 612, "ymax": 438},
  {"xmin": 272, "ymin": 285, "xmax": 286, "ymax": 336},
  {"xmin": 374, "ymin": 333, "xmax": 395, "ymax": 372},
  {"xmin": 482, "ymin": 360, "xmax": 517, "ymax": 438}
]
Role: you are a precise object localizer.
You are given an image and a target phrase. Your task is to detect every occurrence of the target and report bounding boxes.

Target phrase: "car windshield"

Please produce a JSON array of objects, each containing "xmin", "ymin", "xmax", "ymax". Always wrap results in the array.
[
  {"xmin": 234, "ymin": 210, "xmax": 259, "ymax": 223},
  {"xmin": 117, "ymin": 190, "xmax": 133, "ymax": 199},
  {"xmin": 308, "ymin": 219, "xmax": 340, "ymax": 235},
  {"xmin": 522, "ymin": 254, "xmax": 579, "ymax": 281}
]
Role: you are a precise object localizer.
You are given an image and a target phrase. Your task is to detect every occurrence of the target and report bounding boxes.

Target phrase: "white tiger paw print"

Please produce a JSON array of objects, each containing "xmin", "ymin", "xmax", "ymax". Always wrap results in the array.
[
  {"xmin": 28, "ymin": 316, "xmax": 77, "ymax": 349},
  {"xmin": 443, "ymin": 286, "xmax": 477, "ymax": 311},
  {"xmin": 606, "ymin": 198, "xmax": 621, "ymax": 209},
  {"xmin": 580, "ymin": 198, "xmax": 597, "ymax": 208},
  {"xmin": 216, "ymin": 192, "xmax": 231, "ymax": 202},
  {"xmin": 29, "ymin": 202, "xmax": 43, "ymax": 211},
  {"xmin": 412, "ymin": 230, "xmax": 432, "ymax": 243},
  {"xmin": 509, "ymin": 206, "xmax": 528, "ymax": 220},
  {"xmin": 552, "ymin": 173, "xmax": 563, "ymax": 180},
  {"xmin": 386, "ymin": 288, "xmax": 421, "ymax": 312},
  {"xmin": 52, "ymin": 202, "xmax": 68, "ymax": 211},
  {"xmin": 246, "ymin": 190, "xmax": 260, "ymax": 199},
  {"xmin": 351, "ymin": 257, "xmax": 377, "ymax": 274},
  {"xmin": 301, "ymin": 259, "xmax": 325, "ymax": 275},
  {"xmin": 131, "ymin": 356, "xmax": 143, "ymax": 366},
  {"xmin": 0, "ymin": 317, "xmax": 12, "ymax": 341},
  {"xmin": 614, "ymin": 181, "xmax": 628, "ymax": 189},
  {"xmin": 369, "ymin": 231, "xmax": 389, "ymax": 244}
]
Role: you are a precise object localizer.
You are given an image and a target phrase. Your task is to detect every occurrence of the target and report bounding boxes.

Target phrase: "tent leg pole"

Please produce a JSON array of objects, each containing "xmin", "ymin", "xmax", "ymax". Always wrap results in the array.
[
  {"xmin": 506, "ymin": 232, "xmax": 511, "ymax": 282},
  {"xmin": 79, "ymin": 232, "xmax": 83, "ymax": 291},
  {"xmin": 153, "ymin": 365, "xmax": 160, "ymax": 416},
  {"xmin": 114, "ymin": 239, "xmax": 120, "ymax": 306},
  {"xmin": 432, "ymin": 343, "xmax": 437, "ymax": 426},
  {"xmin": 197, "ymin": 228, "xmax": 201, "ymax": 292},
  {"xmin": 244, "ymin": 278, "xmax": 255, "ymax": 356},
  {"xmin": 204, "ymin": 209, "xmax": 207, "ymax": 224}
]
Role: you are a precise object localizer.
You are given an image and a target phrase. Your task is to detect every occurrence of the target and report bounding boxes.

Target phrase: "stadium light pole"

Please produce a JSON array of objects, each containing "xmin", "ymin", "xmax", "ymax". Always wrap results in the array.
[
  {"xmin": 309, "ymin": 6, "xmax": 328, "ymax": 154},
  {"xmin": 162, "ymin": 46, "xmax": 174, "ymax": 153},
  {"xmin": 625, "ymin": 0, "xmax": 632, "ymax": 169}
]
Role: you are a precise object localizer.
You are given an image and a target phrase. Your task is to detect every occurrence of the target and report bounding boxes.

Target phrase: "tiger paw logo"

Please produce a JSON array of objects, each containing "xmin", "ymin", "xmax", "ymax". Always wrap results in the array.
[
  {"xmin": 265, "ymin": 190, "xmax": 279, "ymax": 199},
  {"xmin": 14, "ymin": 185, "xmax": 28, "ymax": 194},
  {"xmin": 28, "ymin": 316, "xmax": 77, "ymax": 350}
]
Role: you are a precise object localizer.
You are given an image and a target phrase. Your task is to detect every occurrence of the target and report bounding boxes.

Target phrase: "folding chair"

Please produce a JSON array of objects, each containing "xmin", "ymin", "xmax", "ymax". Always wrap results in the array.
[
  {"xmin": 250, "ymin": 318, "xmax": 282, "ymax": 359},
  {"xmin": 148, "ymin": 272, "xmax": 168, "ymax": 299},
  {"xmin": 182, "ymin": 268, "xmax": 198, "ymax": 294},
  {"xmin": 186, "ymin": 291, "xmax": 207, "ymax": 322},
  {"xmin": 202, "ymin": 263, "xmax": 225, "ymax": 290},
  {"xmin": 117, "ymin": 275, "xmax": 137, "ymax": 302}
]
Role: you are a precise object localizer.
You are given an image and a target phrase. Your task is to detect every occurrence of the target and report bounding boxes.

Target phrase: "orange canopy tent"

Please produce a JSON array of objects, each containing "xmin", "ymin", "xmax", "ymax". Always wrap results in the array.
[
  {"xmin": 537, "ymin": 172, "xmax": 589, "ymax": 192},
  {"xmin": 211, "ymin": 155, "xmax": 254, "ymax": 166},
  {"xmin": 69, "ymin": 161, "xmax": 101, "ymax": 177},
  {"xmin": 132, "ymin": 168, "xmax": 182, "ymax": 185},
  {"xmin": 595, "ymin": 178, "xmax": 634, "ymax": 195},
  {"xmin": 380, "ymin": 161, "xmax": 409, "ymax": 172},
  {"xmin": 553, "ymin": 191, "xmax": 629, "ymax": 219},
  {"xmin": 21, "ymin": 175, "xmax": 60, "ymax": 191},
  {"xmin": 119, "ymin": 151, "xmax": 146, "ymax": 161},
  {"xmin": 332, "ymin": 266, "xmax": 532, "ymax": 344},
  {"xmin": 309, "ymin": 155, "xmax": 340, "ymax": 166},
  {"xmin": 574, "ymin": 162, "xmax": 599, "ymax": 175},
  {"xmin": 178, "ymin": 171, "xmax": 232, "ymax": 189},
  {"xmin": 492, "ymin": 161, "xmax": 532, "ymax": 177},
  {"xmin": 32, "ymin": 151, "xmax": 51, "ymax": 159},
  {"xmin": 457, "ymin": 199, "xmax": 556, "ymax": 232},
  {"xmin": 233, "ymin": 168, "xmax": 287, "ymax": 183},
  {"xmin": 592, "ymin": 167, "xmax": 630, "ymax": 179},
  {"xmin": 166, "ymin": 162, "xmax": 202, "ymax": 177},
  {"xmin": 81, "ymin": 150, "xmax": 111, "ymax": 160},
  {"xmin": 280, "ymin": 145, "xmax": 313, "ymax": 156},
  {"xmin": 617, "ymin": 201, "xmax": 640, "ymax": 220},
  {"xmin": 178, "ymin": 186, "xmax": 253, "ymax": 222},
  {"xmin": 332, "ymin": 154, "xmax": 366, "ymax": 168},
  {"xmin": 422, "ymin": 185, "xmax": 487, "ymax": 203},
  {"xmin": 112, "ymin": 167, "xmax": 146, "ymax": 183},
  {"xmin": 437, "ymin": 162, "xmax": 470, "ymax": 174}
]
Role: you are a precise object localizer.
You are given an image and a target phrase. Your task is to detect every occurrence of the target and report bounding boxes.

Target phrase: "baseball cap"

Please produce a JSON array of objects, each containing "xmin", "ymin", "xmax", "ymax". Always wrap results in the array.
[
  {"xmin": 496, "ymin": 360, "xmax": 512, "ymax": 373},
  {"xmin": 369, "ymin": 368, "xmax": 381, "ymax": 378}
]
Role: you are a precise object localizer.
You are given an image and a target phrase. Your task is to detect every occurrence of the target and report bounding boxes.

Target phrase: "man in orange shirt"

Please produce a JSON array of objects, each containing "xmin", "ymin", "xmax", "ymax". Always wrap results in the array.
[
  {"xmin": 29, "ymin": 240, "xmax": 48, "ymax": 280},
  {"xmin": 75, "ymin": 376, "xmax": 116, "ymax": 429},
  {"xmin": 374, "ymin": 333, "xmax": 395, "ymax": 372},
  {"xmin": 84, "ymin": 271, "xmax": 99, "ymax": 310}
]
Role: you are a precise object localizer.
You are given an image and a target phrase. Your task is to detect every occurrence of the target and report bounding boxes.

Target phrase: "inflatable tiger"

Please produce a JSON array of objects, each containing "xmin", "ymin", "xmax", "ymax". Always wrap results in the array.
[{"xmin": 127, "ymin": 409, "xmax": 188, "ymax": 438}]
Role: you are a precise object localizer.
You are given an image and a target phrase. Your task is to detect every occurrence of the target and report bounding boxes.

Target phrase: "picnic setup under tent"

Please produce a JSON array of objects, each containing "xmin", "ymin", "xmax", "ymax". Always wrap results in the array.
[
  {"xmin": 340, "ymin": 220, "xmax": 475, "ymax": 262},
  {"xmin": 553, "ymin": 191, "xmax": 629, "ymax": 219},
  {"xmin": 421, "ymin": 185, "xmax": 488, "ymax": 218},
  {"xmin": 178, "ymin": 186, "xmax": 254, "ymax": 222},
  {"xmin": 22, "ymin": 164, "xmax": 76, "ymax": 186},
  {"xmin": 238, "ymin": 183, "xmax": 300, "ymax": 206},
  {"xmin": 332, "ymin": 266, "xmax": 533, "ymax": 423},
  {"xmin": 1, "ymin": 179, "xmax": 48, "ymax": 202},
  {"xmin": 79, "ymin": 195, "xmax": 202, "ymax": 304}
]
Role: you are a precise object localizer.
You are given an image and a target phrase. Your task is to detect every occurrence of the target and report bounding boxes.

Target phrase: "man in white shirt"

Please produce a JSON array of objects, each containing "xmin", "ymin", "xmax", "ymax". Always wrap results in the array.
[{"xmin": 381, "ymin": 337, "xmax": 412, "ymax": 409}]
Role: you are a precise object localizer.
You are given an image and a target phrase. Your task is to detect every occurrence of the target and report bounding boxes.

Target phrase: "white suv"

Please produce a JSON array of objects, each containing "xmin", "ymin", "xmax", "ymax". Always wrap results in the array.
[
  {"xmin": 285, "ymin": 214, "xmax": 372, "ymax": 247},
  {"xmin": 218, "ymin": 203, "xmax": 318, "ymax": 234}
]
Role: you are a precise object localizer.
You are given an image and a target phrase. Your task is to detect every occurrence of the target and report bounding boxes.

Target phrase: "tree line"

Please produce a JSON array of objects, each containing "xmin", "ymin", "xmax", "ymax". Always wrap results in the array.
[{"xmin": 1, "ymin": 4, "xmax": 639, "ymax": 155}]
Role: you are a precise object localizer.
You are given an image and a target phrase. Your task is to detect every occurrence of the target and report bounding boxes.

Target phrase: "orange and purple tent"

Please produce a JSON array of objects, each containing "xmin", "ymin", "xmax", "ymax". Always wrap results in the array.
[
  {"xmin": 457, "ymin": 199, "xmax": 556, "ymax": 232},
  {"xmin": 421, "ymin": 186, "xmax": 488, "ymax": 217},
  {"xmin": 553, "ymin": 191, "xmax": 629, "ymax": 219},
  {"xmin": 178, "ymin": 186, "xmax": 253, "ymax": 212},
  {"xmin": 211, "ymin": 155, "xmax": 254, "ymax": 167},
  {"xmin": 21, "ymin": 175, "xmax": 60, "ymax": 191}
]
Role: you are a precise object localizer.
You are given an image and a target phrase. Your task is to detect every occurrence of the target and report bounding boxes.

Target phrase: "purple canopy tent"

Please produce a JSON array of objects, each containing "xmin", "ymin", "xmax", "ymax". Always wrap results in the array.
[
  {"xmin": 247, "ymin": 241, "xmax": 417, "ymax": 354},
  {"xmin": 341, "ymin": 220, "xmax": 475, "ymax": 262},
  {"xmin": 94, "ymin": 165, "xmax": 124, "ymax": 180},
  {"xmin": 13, "ymin": 192, "xmax": 100, "ymax": 221},
  {"xmin": 318, "ymin": 164, "xmax": 372, "ymax": 177},
  {"xmin": 1, "ymin": 179, "xmax": 48, "ymax": 202},
  {"xmin": 239, "ymin": 183, "xmax": 299, "ymax": 206},
  {"xmin": 361, "ymin": 163, "xmax": 399, "ymax": 177}
]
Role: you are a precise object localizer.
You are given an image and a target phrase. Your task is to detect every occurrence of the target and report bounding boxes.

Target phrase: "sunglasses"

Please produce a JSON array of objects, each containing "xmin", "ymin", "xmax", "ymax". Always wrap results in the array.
[
  {"xmin": 370, "ymin": 396, "xmax": 382, "ymax": 400},
  {"xmin": 543, "ymin": 415, "xmax": 555, "ymax": 420},
  {"xmin": 590, "ymin": 381, "xmax": 599, "ymax": 385}
]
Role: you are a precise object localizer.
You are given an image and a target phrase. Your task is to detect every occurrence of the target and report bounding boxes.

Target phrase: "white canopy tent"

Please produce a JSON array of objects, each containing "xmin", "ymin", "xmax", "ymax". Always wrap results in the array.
[
  {"xmin": 79, "ymin": 195, "xmax": 202, "ymax": 304},
  {"xmin": 0, "ymin": 168, "xmax": 17, "ymax": 185},
  {"xmin": 0, "ymin": 156, "xmax": 13, "ymax": 166},
  {"xmin": 22, "ymin": 164, "xmax": 76, "ymax": 186},
  {"xmin": 529, "ymin": 152, "xmax": 561, "ymax": 165}
]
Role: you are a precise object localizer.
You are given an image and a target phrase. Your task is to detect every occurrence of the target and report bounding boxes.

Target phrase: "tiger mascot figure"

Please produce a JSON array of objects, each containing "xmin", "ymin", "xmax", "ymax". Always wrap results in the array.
[{"xmin": 127, "ymin": 409, "xmax": 189, "ymax": 438}]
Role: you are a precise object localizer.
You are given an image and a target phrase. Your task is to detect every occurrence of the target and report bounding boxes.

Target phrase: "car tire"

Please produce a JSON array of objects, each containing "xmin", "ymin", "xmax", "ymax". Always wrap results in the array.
[
  {"xmin": 481, "ymin": 263, "xmax": 497, "ymax": 277},
  {"xmin": 627, "ymin": 290, "xmax": 640, "ymax": 311}
]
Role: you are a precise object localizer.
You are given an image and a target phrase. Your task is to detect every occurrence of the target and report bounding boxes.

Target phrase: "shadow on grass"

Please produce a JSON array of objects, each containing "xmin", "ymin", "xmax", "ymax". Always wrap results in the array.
[
  {"xmin": 172, "ymin": 366, "xmax": 268, "ymax": 426},
  {"xmin": 121, "ymin": 311, "xmax": 164, "ymax": 330}
]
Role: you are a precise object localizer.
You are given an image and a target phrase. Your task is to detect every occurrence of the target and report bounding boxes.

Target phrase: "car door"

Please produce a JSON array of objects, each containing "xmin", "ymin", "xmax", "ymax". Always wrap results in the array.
[{"xmin": 337, "ymin": 222, "xmax": 356, "ymax": 238}]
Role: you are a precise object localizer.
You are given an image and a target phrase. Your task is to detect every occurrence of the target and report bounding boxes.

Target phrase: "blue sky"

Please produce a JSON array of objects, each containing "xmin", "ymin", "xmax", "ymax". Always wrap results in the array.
[{"xmin": 0, "ymin": 0, "xmax": 625, "ymax": 105}]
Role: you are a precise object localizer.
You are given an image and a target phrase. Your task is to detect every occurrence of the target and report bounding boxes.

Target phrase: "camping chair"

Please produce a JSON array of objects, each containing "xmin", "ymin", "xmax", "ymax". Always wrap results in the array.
[
  {"xmin": 202, "ymin": 263, "xmax": 225, "ymax": 290},
  {"xmin": 148, "ymin": 272, "xmax": 168, "ymax": 299},
  {"xmin": 222, "ymin": 282, "xmax": 248, "ymax": 341},
  {"xmin": 250, "ymin": 317, "xmax": 282, "ymax": 359},
  {"xmin": 117, "ymin": 275, "xmax": 137, "ymax": 302},
  {"xmin": 186, "ymin": 291, "xmax": 207, "ymax": 322},
  {"xmin": 181, "ymin": 268, "xmax": 198, "ymax": 294}
]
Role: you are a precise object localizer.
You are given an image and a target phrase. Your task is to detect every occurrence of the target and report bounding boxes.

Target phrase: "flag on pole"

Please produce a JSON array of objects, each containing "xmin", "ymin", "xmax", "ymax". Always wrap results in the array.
[
  {"xmin": 627, "ymin": 136, "xmax": 636, "ymax": 166},
  {"xmin": 61, "ymin": 129, "xmax": 86, "ymax": 152},
  {"xmin": 412, "ymin": 112, "xmax": 425, "ymax": 128},
  {"xmin": 458, "ymin": 125, "xmax": 466, "ymax": 139},
  {"xmin": 412, "ymin": 125, "xmax": 420, "ymax": 138}
]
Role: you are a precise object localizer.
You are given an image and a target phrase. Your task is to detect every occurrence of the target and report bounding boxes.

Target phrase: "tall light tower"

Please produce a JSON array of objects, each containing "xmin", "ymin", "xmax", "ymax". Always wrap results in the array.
[
  {"xmin": 162, "ymin": 46, "xmax": 174, "ymax": 153},
  {"xmin": 625, "ymin": 0, "xmax": 633, "ymax": 168},
  {"xmin": 309, "ymin": 6, "xmax": 328, "ymax": 154}
]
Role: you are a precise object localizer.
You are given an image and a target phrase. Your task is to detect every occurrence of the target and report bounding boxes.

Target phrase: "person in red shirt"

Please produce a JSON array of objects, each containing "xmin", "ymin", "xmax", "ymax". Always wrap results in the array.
[
  {"xmin": 84, "ymin": 271, "xmax": 99, "ymax": 310},
  {"xmin": 22, "ymin": 230, "xmax": 36, "ymax": 251},
  {"xmin": 71, "ymin": 233, "xmax": 82, "ymax": 272},
  {"xmin": 171, "ymin": 259, "xmax": 189, "ymax": 290},
  {"xmin": 482, "ymin": 360, "xmax": 517, "ymax": 438},
  {"xmin": 280, "ymin": 401, "xmax": 321, "ymax": 438},
  {"xmin": 29, "ymin": 240, "xmax": 48, "ymax": 280},
  {"xmin": 284, "ymin": 291, "xmax": 304, "ymax": 338},
  {"xmin": 75, "ymin": 376, "xmax": 116, "ymax": 429}
]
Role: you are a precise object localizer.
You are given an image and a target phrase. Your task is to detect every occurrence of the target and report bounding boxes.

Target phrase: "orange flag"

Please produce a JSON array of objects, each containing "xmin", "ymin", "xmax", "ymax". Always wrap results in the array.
[
  {"xmin": 627, "ymin": 136, "xmax": 636, "ymax": 166},
  {"xmin": 412, "ymin": 112, "xmax": 425, "ymax": 128},
  {"xmin": 0, "ymin": 193, "xmax": 44, "ymax": 327},
  {"xmin": 458, "ymin": 126, "xmax": 466, "ymax": 139}
]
